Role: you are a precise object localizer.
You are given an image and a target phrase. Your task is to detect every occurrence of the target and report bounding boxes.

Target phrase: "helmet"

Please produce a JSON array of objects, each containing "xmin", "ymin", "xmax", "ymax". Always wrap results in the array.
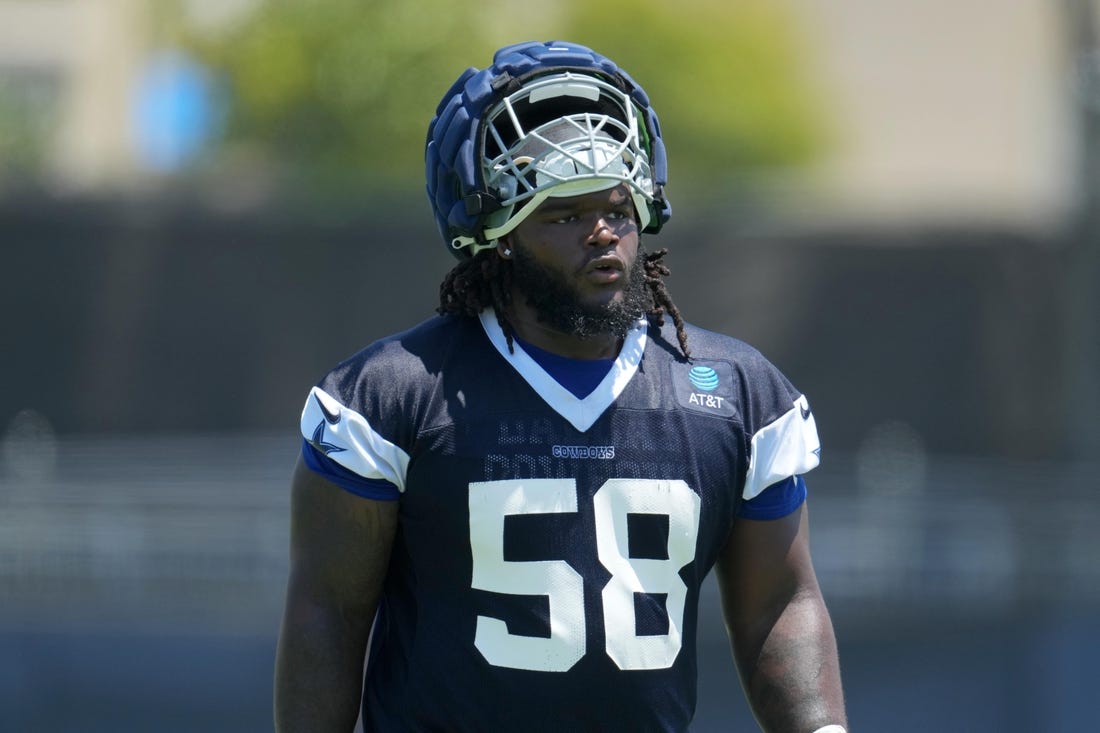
[{"xmin": 425, "ymin": 41, "xmax": 670, "ymax": 259}]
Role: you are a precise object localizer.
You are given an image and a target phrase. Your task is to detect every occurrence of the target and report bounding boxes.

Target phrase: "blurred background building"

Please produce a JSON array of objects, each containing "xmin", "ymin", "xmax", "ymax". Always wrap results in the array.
[{"xmin": 1, "ymin": 1, "xmax": 1097, "ymax": 731}]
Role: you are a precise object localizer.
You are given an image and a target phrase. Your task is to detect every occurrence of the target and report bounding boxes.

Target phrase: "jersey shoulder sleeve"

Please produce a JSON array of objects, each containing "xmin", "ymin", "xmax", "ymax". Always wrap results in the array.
[
  {"xmin": 672, "ymin": 321, "xmax": 821, "ymax": 501},
  {"xmin": 298, "ymin": 314, "xmax": 465, "ymax": 494}
]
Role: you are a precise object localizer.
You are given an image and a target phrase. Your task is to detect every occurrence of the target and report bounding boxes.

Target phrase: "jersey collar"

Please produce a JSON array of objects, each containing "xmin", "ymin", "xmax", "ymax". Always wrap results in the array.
[{"xmin": 478, "ymin": 309, "xmax": 647, "ymax": 433}]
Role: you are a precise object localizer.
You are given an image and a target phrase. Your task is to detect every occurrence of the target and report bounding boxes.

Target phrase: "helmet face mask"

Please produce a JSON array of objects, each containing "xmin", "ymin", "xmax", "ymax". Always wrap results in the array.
[
  {"xmin": 474, "ymin": 73, "xmax": 656, "ymax": 253},
  {"xmin": 425, "ymin": 41, "xmax": 670, "ymax": 259}
]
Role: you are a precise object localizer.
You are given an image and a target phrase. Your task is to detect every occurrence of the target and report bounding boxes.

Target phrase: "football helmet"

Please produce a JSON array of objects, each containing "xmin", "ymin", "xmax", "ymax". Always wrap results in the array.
[{"xmin": 426, "ymin": 41, "xmax": 670, "ymax": 259}]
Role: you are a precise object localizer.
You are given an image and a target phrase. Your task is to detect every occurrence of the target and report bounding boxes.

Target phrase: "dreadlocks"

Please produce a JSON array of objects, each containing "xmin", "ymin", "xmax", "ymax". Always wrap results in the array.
[
  {"xmin": 640, "ymin": 247, "xmax": 690, "ymax": 358},
  {"xmin": 437, "ymin": 246, "xmax": 691, "ymax": 359},
  {"xmin": 437, "ymin": 249, "xmax": 515, "ymax": 350}
]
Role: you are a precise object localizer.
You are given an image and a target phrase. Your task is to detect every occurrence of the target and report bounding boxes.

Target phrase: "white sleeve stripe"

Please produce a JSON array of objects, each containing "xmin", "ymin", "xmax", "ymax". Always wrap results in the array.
[
  {"xmin": 743, "ymin": 394, "xmax": 821, "ymax": 501},
  {"xmin": 300, "ymin": 387, "xmax": 411, "ymax": 493}
]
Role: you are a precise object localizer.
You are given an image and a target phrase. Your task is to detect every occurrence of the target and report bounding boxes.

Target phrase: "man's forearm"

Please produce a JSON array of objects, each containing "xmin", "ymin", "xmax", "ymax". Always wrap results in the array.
[
  {"xmin": 274, "ymin": 597, "xmax": 371, "ymax": 732},
  {"xmin": 736, "ymin": 590, "xmax": 847, "ymax": 733}
]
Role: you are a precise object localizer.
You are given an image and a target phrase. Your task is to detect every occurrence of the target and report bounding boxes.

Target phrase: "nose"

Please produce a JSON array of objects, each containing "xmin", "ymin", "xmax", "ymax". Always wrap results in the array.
[{"xmin": 586, "ymin": 216, "xmax": 620, "ymax": 246}]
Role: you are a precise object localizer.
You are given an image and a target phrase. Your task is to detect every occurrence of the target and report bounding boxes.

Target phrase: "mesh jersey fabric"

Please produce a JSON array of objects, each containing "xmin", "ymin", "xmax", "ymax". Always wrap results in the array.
[{"xmin": 297, "ymin": 312, "xmax": 820, "ymax": 732}]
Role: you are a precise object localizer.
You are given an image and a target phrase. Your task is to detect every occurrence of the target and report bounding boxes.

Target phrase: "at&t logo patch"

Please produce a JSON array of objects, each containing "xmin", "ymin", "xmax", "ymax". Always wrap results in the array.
[{"xmin": 672, "ymin": 360, "xmax": 737, "ymax": 417}]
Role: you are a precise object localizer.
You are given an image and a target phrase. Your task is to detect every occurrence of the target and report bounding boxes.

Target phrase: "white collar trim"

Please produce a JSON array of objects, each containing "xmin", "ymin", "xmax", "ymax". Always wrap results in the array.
[{"xmin": 478, "ymin": 309, "xmax": 647, "ymax": 433}]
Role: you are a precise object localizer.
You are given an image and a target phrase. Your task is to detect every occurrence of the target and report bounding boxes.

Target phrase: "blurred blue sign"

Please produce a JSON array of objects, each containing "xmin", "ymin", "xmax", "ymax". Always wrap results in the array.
[{"xmin": 132, "ymin": 50, "xmax": 219, "ymax": 172}]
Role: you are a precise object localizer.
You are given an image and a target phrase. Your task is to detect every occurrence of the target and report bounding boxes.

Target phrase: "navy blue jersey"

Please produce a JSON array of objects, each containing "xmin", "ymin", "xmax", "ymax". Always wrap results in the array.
[{"xmin": 298, "ymin": 311, "xmax": 820, "ymax": 732}]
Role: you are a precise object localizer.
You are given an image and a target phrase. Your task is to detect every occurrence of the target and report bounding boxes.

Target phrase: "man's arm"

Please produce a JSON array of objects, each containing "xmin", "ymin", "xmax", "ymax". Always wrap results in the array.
[
  {"xmin": 274, "ymin": 456, "xmax": 399, "ymax": 732},
  {"xmin": 715, "ymin": 502, "xmax": 847, "ymax": 733}
]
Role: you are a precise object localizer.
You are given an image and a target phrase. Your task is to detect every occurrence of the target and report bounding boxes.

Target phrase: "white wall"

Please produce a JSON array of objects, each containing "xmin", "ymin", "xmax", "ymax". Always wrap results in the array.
[{"xmin": 792, "ymin": 0, "xmax": 1078, "ymax": 227}]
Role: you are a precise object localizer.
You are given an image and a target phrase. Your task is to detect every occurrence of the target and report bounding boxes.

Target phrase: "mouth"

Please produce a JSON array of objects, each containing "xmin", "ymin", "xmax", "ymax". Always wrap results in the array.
[
  {"xmin": 584, "ymin": 255, "xmax": 625, "ymax": 284},
  {"xmin": 586, "ymin": 255, "xmax": 625, "ymax": 274}
]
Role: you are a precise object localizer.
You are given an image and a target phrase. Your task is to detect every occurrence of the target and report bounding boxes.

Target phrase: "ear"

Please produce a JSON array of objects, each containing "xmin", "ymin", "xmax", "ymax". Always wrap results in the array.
[{"xmin": 497, "ymin": 238, "xmax": 513, "ymax": 259}]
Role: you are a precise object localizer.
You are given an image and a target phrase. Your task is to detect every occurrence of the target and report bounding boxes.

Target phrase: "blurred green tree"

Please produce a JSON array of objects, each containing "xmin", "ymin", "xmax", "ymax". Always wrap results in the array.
[
  {"xmin": 0, "ymin": 74, "xmax": 62, "ymax": 187},
  {"xmin": 172, "ymin": 0, "xmax": 826, "ymax": 194},
  {"xmin": 172, "ymin": 0, "xmax": 503, "ymax": 193},
  {"xmin": 558, "ymin": 0, "xmax": 828, "ymax": 177}
]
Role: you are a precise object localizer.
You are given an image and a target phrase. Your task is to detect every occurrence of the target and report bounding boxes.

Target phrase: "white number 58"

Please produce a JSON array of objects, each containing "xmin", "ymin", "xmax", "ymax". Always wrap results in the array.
[{"xmin": 468, "ymin": 478, "xmax": 701, "ymax": 672}]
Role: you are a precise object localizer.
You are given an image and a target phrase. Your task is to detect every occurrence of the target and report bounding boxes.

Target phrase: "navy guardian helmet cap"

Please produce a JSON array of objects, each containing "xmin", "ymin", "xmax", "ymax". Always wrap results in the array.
[{"xmin": 425, "ymin": 41, "xmax": 671, "ymax": 259}]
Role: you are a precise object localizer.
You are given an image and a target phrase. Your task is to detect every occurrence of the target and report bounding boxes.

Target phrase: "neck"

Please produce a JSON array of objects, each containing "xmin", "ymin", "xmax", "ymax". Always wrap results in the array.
[{"xmin": 505, "ymin": 304, "xmax": 623, "ymax": 360}]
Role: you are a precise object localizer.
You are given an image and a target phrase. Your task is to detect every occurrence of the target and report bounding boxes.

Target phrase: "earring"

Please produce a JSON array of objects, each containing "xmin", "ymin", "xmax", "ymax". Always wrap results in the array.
[{"xmin": 503, "ymin": 248, "xmax": 511, "ymax": 256}]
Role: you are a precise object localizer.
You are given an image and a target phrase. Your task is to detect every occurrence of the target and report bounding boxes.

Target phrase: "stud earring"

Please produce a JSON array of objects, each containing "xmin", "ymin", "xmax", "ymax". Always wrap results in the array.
[{"xmin": 503, "ymin": 248, "xmax": 511, "ymax": 256}]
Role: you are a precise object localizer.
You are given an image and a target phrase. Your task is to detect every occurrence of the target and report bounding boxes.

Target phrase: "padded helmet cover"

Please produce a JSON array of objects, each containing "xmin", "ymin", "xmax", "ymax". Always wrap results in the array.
[{"xmin": 425, "ymin": 40, "xmax": 670, "ymax": 259}]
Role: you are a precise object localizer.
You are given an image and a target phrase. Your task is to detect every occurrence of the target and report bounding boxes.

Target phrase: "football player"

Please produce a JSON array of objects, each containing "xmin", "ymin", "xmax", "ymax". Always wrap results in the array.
[{"xmin": 275, "ymin": 40, "xmax": 847, "ymax": 733}]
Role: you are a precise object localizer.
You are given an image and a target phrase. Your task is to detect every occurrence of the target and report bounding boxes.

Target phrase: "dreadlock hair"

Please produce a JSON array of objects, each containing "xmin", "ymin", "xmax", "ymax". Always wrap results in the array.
[
  {"xmin": 437, "ymin": 246, "xmax": 691, "ymax": 359},
  {"xmin": 437, "ymin": 249, "xmax": 517, "ymax": 350},
  {"xmin": 641, "ymin": 247, "xmax": 690, "ymax": 358}
]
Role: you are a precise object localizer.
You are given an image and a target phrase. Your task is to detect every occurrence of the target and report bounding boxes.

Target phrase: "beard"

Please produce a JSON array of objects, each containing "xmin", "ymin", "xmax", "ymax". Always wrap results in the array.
[{"xmin": 509, "ymin": 245, "xmax": 652, "ymax": 339}]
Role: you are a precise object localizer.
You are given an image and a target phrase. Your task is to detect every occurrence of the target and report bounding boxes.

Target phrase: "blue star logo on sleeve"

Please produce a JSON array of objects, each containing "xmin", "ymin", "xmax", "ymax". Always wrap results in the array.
[{"xmin": 311, "ymin": 420, "xmax": 346, "ymax": 455}]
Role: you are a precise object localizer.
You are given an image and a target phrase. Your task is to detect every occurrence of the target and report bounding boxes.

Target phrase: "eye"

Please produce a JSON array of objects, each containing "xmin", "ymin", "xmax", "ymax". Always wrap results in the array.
[{"xmin": 607, "ymin": 205, "xmax": 638, "ymax": 223}]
